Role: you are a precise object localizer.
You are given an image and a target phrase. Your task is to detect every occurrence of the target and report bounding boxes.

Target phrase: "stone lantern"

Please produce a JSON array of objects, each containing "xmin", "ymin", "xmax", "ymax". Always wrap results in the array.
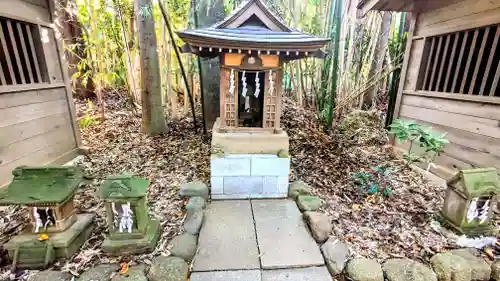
[
  {"xmin": 0, "ymin": 166, "xmax": 95, "ymax": 269},
  {"xmin": 98, "ymin": 174, "xmax": 160, "ymax": 255},
  {"xmin": 440, "ymin": 168, "xmax": 500, "ymax": 236}
]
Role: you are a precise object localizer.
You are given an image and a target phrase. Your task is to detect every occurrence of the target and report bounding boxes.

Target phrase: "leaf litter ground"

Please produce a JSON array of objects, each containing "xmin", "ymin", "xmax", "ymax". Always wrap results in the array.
[{"xmin": 0, "ymin": 95, "xmax": 490, "ymax": 279}]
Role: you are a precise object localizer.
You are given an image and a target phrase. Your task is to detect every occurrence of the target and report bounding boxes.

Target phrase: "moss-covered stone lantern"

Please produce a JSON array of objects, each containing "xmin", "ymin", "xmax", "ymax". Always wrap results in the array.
[
  {"xmin": 440, "ymin": 168, "xmax": 500, "ymax": 236},
  {"xmin": 98, "ymin": 174, "xmax": 160, "ymax": 255},
  {"xmin": 0, "ymin": 166, "xmax": 95, "ymax": 269}
]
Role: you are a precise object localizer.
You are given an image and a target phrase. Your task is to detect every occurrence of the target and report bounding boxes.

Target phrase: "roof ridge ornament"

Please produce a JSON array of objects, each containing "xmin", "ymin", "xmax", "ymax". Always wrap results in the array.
[{"xmin": 211, "ymin": 0, "xmax": 291, "ymax": 32}]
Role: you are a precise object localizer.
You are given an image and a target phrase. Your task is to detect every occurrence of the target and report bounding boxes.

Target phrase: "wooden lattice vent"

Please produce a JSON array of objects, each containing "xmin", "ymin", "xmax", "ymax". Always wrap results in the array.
[
  {"xmin": 419, "ymin": 24, "xmax": 500, "ymax": 97},
  {"xmin": 0, "ymin": 17, "xmax": 48, "ymax": 86},
  {"xmin": 225, "ymin": 69, "xmax": 237, "ymax": 127},
  {"xmin": 263, "ymin": 70, "xmax": 277, "ymax": 128}
]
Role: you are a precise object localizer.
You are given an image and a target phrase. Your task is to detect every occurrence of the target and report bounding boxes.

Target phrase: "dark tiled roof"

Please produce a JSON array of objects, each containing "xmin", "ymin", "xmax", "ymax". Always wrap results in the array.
[{"xmin": 179, "ymin": 27, "xmax": 328, "ymax": 44}]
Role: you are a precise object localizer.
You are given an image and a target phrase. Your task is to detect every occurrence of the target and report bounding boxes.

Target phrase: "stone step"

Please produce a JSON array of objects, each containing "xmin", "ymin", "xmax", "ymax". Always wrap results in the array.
[
  {"xmin": 190, "ymin": 270, "xmax": 261, "ymax": 281},
  {"xmin": 190, "ymin": 267, "xmax": 332, "ymax": 281},
  {"xmin": 192, "ymin": 200, "xmax": 260, "ymax": 271},
  {"xmin": 252, "ymin": 200, "xmax": 325, "ymax": 269}
]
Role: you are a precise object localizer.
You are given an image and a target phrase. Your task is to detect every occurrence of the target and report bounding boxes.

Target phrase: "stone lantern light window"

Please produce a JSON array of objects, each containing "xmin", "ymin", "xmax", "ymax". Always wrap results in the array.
[
  {"xmin": 440, "ymin": 168, "xmax": 500, "ymax": 236},
  {"xmin": 98, "ymin": 174, "xmax": 160, "ymax": 255}
]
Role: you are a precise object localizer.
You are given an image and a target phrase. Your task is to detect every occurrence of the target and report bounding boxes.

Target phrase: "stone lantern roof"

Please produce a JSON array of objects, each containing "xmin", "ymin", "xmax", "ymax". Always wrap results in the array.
[
  {"xmin": 447, "ymin": 168, "xmax": 500, "ymax": 197},
  {"xmin": 0, "ymin": 166, "xmax": 83, "ymax": 206},
  {"xmin": 177, "ymin": 0, "xmax": 329, "ymax": 60},
  {"xmin": 98, "ymin": 174, "xmax": 149, "ymax": 200}
]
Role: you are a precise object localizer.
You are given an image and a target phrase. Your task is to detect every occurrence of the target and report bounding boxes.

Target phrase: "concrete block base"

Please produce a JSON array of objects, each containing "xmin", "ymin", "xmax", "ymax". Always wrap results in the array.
[
  {"xmin": 210, "ymin": 121, "xmax": 291, "ymax": 199},
  {"xmin": 210, "ymin": 155, "xmax": 290, "ymax": 199}
]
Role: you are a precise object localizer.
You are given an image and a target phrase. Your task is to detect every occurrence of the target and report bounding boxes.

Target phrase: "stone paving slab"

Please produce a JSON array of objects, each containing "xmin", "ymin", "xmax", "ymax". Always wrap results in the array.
[
  {"xmin": 190, "ymin": 270, "xmax": 262, "ymax": 281},
  {"xmin": 262, "ymin": 267, "xmax": 332, "ymax": 281},
  {"xmin": 252, "ymin": 200, "xmax": 324, "ymax": 269},
  {"xmin": 193, "ymin": 200, "xmax": 260, "ymax": 271}
]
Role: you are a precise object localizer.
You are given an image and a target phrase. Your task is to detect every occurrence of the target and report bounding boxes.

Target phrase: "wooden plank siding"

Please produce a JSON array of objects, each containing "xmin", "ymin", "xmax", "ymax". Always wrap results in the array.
[
  {"xmin": 399, "ymin": 94, "xmax": 500, "ymax": 159},
  {"xmin": 391, "ymin": 0, "xmax": 500, "ymax": 178},
  {"xmin": 0, "ymin": 0, "xmax": 51, "ymax": 27},
  {"xmin": 0, "ymin": 87, "xmax": 78, "ymax": 187},
  {"xmin": 0, "ymin": 0, "xmax": 80, "ymax": 188},
  {"xmin": 415, "ymin": 0, "xmax": 500, "ymax": 37}
]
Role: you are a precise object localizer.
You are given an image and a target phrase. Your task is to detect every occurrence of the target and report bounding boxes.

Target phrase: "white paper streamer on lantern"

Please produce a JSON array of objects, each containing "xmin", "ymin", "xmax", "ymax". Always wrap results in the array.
[
  {"xmin": 268, "ymin": 70, "xmax": 274, "ymax": 96},
  {"xmin": 466, "ymin": 197, "xmax": 479, "ymax": 223},
  {"xmin": 242, "ymin": 71, "xmax": 247, "ymax": 98},
  {"xmin": 229, "ymin": 69, "xmax": 235, "ymax": 97},
  {"xmin": 33, "ymin": 207, "xmax": 43, "ymax": 233},
  {"xmin": 255, "ymin": 72, "xmax": 260, "ymax": 98},
  {"xmin": 479, "ymin": 200, "xmax": 490, "ymax": 223}
]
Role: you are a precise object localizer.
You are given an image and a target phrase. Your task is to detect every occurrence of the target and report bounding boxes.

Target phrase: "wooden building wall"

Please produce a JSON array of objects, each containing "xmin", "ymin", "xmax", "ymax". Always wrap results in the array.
[
  {"xmin": 394, "ymin": 0, "xmax": 500, "ymax": 179},
  {"xmin": 0, "ymin": 0, "xmax": 81, "ymax": 187}
]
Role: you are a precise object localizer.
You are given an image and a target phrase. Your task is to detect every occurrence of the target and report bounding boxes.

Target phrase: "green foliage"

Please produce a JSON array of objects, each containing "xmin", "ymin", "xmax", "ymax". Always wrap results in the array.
[
  {"xmin": 79, "ymin": 101, "xmax": 99, "ymax": 129},
  {"xmin": 317, "ymin": 0, "xmax": 342, "ymax": 127},
  {"xmin": 70, "ymin": 0, "xmax": 130, "ymax": 90},
  {"xmin": 351, "ymin": 165, "xmax": 395, "ymax": 198},
  {"xmin": 388, "ymin": 119, "xmax": 449, "ymax": 166},
  {"xmin": 388, "ymin": 119, "xmax": 420, "ymax": 143},
  {"xmin": 352, "ymin": 171, "xmax": 372, "ymax": 186}
]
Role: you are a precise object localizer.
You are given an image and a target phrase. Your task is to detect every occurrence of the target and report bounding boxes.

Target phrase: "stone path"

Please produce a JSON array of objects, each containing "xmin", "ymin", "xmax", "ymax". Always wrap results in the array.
[{"xmin": 191, "ymin": 199, "xmax": 332, "ymax": 281}]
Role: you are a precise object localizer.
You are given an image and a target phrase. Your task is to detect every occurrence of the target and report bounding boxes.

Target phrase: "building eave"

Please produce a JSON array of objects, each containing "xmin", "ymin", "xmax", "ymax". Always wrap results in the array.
[{"xmin": 357, "ymin": 0, "xmax": 450, "ymax": 18}]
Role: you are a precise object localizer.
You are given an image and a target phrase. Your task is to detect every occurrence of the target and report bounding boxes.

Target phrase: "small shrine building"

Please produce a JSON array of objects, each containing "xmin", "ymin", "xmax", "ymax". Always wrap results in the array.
[{"xmin": 178, "ymin": 0, "xmax": 328, "ymax": 199}]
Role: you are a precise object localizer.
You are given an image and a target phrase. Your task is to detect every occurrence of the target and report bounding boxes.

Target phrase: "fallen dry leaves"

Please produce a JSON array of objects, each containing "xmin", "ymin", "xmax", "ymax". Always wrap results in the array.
[
  {"xmin": 1, "ymin": 93, "xmax": 496, "ymax": 279},
  {"xmin": 63, "ymin": 94, "xmax": 210, "ymax": 274},
  {"xmin": 281, "ymin": 97, "xmax": 452, "ymax": 263}
]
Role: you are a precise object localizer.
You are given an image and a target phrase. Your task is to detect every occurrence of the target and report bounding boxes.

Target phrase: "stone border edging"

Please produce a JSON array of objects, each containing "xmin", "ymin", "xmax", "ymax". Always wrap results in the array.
[{"xmin": 289, "ymin": 180, "xmax": 497, "ymax": 281}]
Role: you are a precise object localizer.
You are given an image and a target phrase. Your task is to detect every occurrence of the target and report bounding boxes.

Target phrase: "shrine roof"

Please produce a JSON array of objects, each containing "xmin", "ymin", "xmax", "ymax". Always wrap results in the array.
[
  {"xmin": 98, "ymin": 175, "xmax": 149, "ymax": 200},
  {"xmin": 177, "ymin": 0, "xmax": 329, "ymax": 57},
  {"xmin": 211, "ymin": 0, "xmax": 290, "ymax": 31},
  {"xmin": 178, "ymin": 27, "xmax": 329, "ymax": 45},
  {"xmin": 0, "ymin": 166, "xmax": 83, "ymax": 206},
  {"xmin": 448, "ymin": 168, "xmax": 500, "ymax": 197}
]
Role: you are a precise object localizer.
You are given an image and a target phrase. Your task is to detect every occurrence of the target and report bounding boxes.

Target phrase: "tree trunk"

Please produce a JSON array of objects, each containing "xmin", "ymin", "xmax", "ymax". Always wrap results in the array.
[
  {"xmin": 134, "ymin": 0, "xmax": 167, "ymax": 134},
  {"xmin": 363, "ymin": 12, "xmax": 391, "ymax": 109},
  {"xmin": 54, "ymin": 0, "xmax": 94, "ymax": 99}
]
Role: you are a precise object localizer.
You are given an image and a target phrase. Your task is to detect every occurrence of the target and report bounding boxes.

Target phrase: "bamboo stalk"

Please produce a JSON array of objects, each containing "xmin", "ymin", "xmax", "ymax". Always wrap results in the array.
[
  {"xmin": 192, "ymin": 0, "xmax": 207, "ymax": 134},
  {"xmin": 159, "ymin": 0, "xmax": 197, "ymax": 131}
]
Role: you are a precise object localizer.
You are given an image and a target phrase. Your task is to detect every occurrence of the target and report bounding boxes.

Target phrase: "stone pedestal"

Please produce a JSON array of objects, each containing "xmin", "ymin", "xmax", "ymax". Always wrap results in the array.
[
  {"xmin": 102, "ymin": 218, "xmax": 161, "ymax": 255},
  {"xmin": 210, "ymin": 120, "xmax": 291, "ymax": 199},
  {"xmin": 4, "ymin": 213, "xmax": 95, "ymax": 269}
]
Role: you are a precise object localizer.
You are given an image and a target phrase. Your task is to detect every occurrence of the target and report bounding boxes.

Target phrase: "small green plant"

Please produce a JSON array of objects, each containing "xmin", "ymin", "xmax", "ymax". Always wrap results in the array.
[
  {"xmin": 79, "ymin": 100, "xmax": 99, "ymax": 129},
  {"xmin": 388, "ymin": 119, "xmax": 449, "ymax": 167},
  {"xmin": 352, "ymin": 171, "xmax": 372, "ymax": 186},
  {"xmin": 211, "ymin": 144, "xmax": 225, "ymax": 158},
  {"xmin": 277, "ymin": 149, "xmax": 289, "ymax": 158},
  {"xmin": 351, "ymin": 166, "xmax": 395, "ymax": 198}
]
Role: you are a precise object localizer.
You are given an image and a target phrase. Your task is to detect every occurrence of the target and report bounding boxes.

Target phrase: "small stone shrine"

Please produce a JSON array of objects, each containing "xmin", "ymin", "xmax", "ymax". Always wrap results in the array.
[
  {"xmin": 97, "ymin": 174, "xmax": 160, "ymax": 255},
  {"xmin": 178, "ymin": 0, "xmax": 328, "ymax": 199},
  {"xmin": 0, "ymin": 166, "xmax": 95, "ymax": 269},
  {"xmin": 440, "ymin": 168, "xmax": 500, "ymax": 236}
]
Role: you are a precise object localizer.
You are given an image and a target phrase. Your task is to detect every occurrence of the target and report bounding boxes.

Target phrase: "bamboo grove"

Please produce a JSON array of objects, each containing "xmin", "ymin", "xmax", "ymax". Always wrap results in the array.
[{"xmin": 54, "ymin": 0, "xmax": 408, "ymax": 130}]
